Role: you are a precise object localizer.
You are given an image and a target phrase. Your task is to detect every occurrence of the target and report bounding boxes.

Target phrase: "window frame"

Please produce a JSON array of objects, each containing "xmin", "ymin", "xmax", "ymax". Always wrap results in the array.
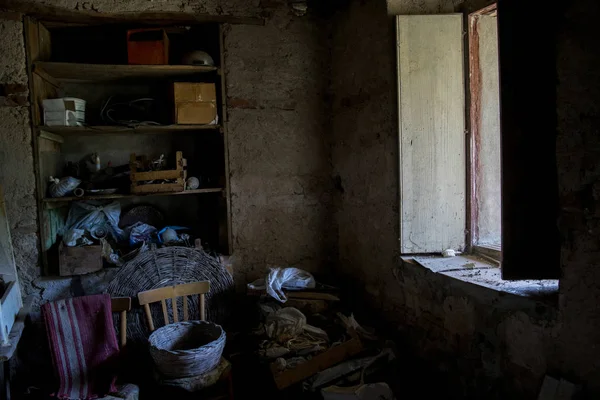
[{"xmin": 467, "ymin": 3, "xmax": 502, "ymax": 263}]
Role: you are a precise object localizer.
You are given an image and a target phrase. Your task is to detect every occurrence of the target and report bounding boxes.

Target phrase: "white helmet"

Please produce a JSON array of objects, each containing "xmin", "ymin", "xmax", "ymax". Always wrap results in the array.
[{"xmin": 182, "ymin": 51, "xmax": 215, "ymax": 66}]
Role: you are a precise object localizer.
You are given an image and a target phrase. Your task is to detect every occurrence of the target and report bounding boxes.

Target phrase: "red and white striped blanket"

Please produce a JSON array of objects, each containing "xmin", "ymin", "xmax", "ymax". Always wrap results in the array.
[{"xmin": 42, "ymin": 294, "xmax": 119, "ymax": 399}]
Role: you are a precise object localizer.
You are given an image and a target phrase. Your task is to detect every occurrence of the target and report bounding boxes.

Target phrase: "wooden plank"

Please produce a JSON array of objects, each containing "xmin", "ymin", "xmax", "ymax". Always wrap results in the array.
[
  {"xmin": 183, "ymin": 295, "xmax": 189, "ymax": 321},
  {"xmin": 38, "ymin": 22, "xmax": 51, "ymax": 61},
  {"xmin": 246, "ymin": 290, "xmax": 341, "ymax": 301},
  {"xmin": 171, "ymin": 297, "xmax": 178, "ymax": 323},
  {"xmin": 34, "ymin": 62, "xmax": 217, "ymax": 82},
  {"xmin": 110, "ymin": 297, "xmax": 132, "ymax": 313},
  {"xmin": 287, "ymin": 292, "xmax": 340, "ymax": 301},
  {"xmin": 173, "ymin": 281, "xmax": 210, "ymax": 297},
  {"xmin": 111, "ymin": 297, "xmax": 131, "ymax": 348},
  {"xmin": 38, "ymin": 130, "xmax": 63, "ymax": 144},
  {"xmin": 270, "ymin": 338, "xmax": 363, "ymax": 390},
  {"xmin": 397, "ymin": 15, "xmax": 466, "ymax": 253},
  {"xmin": 38, "ymin": 124, "xmax": 221, "ymax": 135},
  {"xmin": 0, "ymin": 295, "xmax": 34, "ymax": 362},
  {"xmin": 219, "ymin": 24, "xmax": 233, "ymax": 254},
  {"xmin": 58, "ymin": 242, "xmax": 102, "ymax": 276},
  {"xmin": 138, "ymin": 286, "xmax": 174, "ymax": 306},
  {"xmin": 119, "ymin": 310, "xmax": 127, "ymax": 348},
  {"xmin": 42, "ymin": 188, "xmax": 223, "ymax": 206},
  {"xmin": 130, "ymin": 183, "xmax": 185, "ymax": 194},
  {"xmin": 25, "ymin": 17, "xmax": 52, "ymax": 274},
  {"xmin": 143, "ymin": 304, "xmax": 155, "ymax": 332},
  {"xmin": 130, "ymin": 169, "xmax": 183, "ymax": 181},
  {"xmin": 33, "ymin": 68, "xmax": 58, "ymax": 88},
  {"xmin": 199, "ymin": 294, "xmax": 206, "ymax": 321},
  {"xmin": 160, "ymin": 299, "xmax": 169, "ymax": 325}
]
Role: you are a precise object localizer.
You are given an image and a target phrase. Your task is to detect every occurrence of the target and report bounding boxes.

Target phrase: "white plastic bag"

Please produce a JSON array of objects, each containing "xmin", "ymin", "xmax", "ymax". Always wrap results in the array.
[
  {"xmin": 63, "ymin": 201, "xmax": 124, "ymax": 243},
  {"xmin": 265, "ymin": 307, "xmax": 306, "ymax": 343},
  {"xmin": 248, "ymin": 267, "xmax": 316, "ymax": 303}
]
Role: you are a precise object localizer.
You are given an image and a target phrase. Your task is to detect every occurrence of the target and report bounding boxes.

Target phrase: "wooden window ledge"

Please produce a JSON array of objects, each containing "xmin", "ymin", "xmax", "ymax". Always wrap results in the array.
[{"xmin": 403, "ymin": 255, "xmax": 558, "ymax": 303}]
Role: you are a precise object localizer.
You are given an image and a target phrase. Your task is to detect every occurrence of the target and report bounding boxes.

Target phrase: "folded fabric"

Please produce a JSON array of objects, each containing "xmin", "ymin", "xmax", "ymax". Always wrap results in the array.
[{"xmin": 42, "ymin": 294, "xmax": 119, "ymax": 399}]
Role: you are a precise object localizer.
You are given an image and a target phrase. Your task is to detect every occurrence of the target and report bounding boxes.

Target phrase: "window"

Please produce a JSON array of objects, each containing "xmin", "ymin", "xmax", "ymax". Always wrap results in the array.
[{"xmin": 396, "ymin": 5, "xmax": 560, "ymax": 280}]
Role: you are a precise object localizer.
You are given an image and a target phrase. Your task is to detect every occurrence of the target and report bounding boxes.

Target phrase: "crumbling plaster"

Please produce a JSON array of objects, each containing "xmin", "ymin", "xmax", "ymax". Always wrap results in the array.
[{"xmin": 332, "ymin": 0, "xmax": 600, "ymax": 397}]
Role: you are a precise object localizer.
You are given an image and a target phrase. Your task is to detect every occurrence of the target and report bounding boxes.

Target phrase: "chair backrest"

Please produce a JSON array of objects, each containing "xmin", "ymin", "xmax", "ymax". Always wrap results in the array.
[
  {"xmin": 111, "ymin": 297, "xmax": 132, "ymax": 348},
  {"xmin": 137, "ymin": 281, "xmax": 210, "ymax": 332}
]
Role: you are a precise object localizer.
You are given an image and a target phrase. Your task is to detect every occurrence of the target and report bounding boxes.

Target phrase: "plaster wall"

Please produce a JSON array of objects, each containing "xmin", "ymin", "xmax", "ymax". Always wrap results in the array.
[{"xmin": 332, "ymin": 0, "xmax": 600, "ymax": 397}]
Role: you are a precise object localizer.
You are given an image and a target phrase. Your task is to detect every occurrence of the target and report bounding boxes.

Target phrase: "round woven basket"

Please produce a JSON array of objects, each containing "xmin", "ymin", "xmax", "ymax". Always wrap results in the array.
[{"xmin": 149, "ymin": 320, "xmax": 226, "ymax": 378}]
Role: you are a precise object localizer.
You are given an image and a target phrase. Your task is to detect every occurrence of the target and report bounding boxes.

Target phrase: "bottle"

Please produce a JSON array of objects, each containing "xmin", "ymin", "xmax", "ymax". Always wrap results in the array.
[{"xmin": 95, "ymin": 154, "xmax": 101, "ymax": 171}]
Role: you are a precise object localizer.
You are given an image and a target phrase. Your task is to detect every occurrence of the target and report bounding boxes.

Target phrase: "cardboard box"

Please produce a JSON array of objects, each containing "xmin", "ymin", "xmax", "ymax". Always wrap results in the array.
[
  {"xmin": 174, "ymin": 83, "xmax": 216, "ymax": 103},
  {"xmin": 173, "ymin": 83, "xmax": 218, "ymax": 125},
  {"xmin": 175, "ymin": 102, "xmax": 218, "ymax": 125}
]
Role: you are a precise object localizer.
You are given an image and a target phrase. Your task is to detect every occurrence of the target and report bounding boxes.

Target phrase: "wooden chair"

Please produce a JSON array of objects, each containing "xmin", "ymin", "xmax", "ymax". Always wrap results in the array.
[
  {"xmin": 107, "ymin": 297, "xmax": 139, "ymax": 400},
  {"xmin": 137, "ymin": 282, "xmax": 233, "ymax": 399},
  {"xmin": 111, "ymin": 297, "xmax": 132, "ymax": 347},
  {"xmin": 137, "ymin": 281, "xmax": 210, "ymax": 332}
]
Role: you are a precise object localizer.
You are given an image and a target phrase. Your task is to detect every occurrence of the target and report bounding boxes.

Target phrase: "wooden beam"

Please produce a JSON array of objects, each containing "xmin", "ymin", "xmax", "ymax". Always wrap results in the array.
[{"xmin": 0, "ymin": 1, "xmax": 264, "ymax": 26}]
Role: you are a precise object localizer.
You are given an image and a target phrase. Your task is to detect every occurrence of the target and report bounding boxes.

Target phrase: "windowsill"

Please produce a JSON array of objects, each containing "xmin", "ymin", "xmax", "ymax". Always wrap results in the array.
[{"xmin": 402, "ymin": 254, "xmax": 559, "ymax": 304}]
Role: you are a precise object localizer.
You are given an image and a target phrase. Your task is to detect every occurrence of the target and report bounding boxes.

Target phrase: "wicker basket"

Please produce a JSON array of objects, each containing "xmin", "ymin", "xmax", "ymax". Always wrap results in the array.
[{"xmin": 149, "ymin": 320, "xmax": 226, "ymax": 378}]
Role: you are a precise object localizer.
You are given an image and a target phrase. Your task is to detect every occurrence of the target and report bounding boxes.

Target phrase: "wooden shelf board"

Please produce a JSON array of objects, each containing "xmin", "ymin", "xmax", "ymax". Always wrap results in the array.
[
  {"xmin": 43, "ymin": 188, "xmax": 223, "ymax": 205},
  {"xmin": 33, "ymin": 61, "xmax": 218, "ymax": 82},
  {"xmin": 38, "ymin": 124, "xmax": 221, "ymax": 135}
]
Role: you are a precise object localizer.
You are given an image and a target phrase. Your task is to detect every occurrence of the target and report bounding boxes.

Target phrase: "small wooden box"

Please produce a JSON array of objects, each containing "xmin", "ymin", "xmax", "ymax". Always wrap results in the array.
[
  {"xmin": 127, "ymin": 28, "xmax": 169, "ymax": 65},
  {"xmin": 58, "ymin": 242, "xmax": 103, "ymax": 276},
  {"xmin": 130, "ymin": 151, "xmax": 186, "ymax": 194}
]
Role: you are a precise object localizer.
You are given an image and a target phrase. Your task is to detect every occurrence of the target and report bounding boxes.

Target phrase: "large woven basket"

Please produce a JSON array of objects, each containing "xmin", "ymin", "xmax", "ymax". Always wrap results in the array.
[{"xmin": 149, "ymin": 320, "xmax": 226, "ymax": 378}]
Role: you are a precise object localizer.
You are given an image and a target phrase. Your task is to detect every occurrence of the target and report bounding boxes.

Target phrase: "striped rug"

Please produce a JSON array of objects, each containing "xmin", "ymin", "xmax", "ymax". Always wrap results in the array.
[{"xmin": 42, "ymin": 294, "xmax": 119, "ymax": 399}]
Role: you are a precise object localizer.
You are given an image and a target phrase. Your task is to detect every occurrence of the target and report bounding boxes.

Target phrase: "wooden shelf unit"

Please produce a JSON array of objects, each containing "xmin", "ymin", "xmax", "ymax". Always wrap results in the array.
[{"xmin": 25, "ymin": 17, "xmax": 233, "ymax": 275}]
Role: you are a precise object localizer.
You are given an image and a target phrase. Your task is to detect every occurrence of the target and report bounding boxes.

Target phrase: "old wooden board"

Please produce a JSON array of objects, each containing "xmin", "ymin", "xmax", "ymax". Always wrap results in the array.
[
  {"xmin": 58, "ymin": 242, "xmax": 102, "ymax": 276},
  {"xmin": 270, "ymin": 338, "xmax": 363, "ymax": 390},
  {"xmin": 396, "ymin": 15, "xmax": 466, "ymax": 253},
  {"xmin": 247, "ymin": 290, "xmax": 340, "ymax": 301},
  {"xmin": 39, "ymin": 125, "xmax": 221, "ymax": 135},
  {"xmin": 219, "ymin": 24, "xmax": 233, "ymax": 254},
  {"xmin": 42, "ymin": 188, "xmax": 223, "ymax": 208},
  {"xmin": 34, "ymin": 62, "xmax": 217, "ymax": 82}
]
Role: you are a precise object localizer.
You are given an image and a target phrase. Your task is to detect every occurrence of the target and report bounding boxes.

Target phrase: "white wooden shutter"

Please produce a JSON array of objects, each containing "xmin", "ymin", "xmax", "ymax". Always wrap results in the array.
[{"xmin": 397, "ymin": 14, "xmax": 466, "ymax": 253}]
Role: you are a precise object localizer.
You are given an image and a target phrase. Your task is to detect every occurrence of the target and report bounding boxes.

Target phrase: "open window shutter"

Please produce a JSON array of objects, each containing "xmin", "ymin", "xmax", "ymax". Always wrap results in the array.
[
  {"xmin": 498, "ymin": 2, "xmax": 560, "ymax": 279},
  {"xmin": 397, "ymin": 15, "xmax": 466, "ymax": 254}
]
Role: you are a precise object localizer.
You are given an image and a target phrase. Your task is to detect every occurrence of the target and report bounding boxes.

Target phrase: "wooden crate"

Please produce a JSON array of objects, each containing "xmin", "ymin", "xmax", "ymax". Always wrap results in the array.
[
  {"xmin": 58, "ymin": 242, "xmax": 103, "ymax": 276},
  {"xmin": 130, "ymin": 151, "xmax": 186, "ymax": 194}
]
